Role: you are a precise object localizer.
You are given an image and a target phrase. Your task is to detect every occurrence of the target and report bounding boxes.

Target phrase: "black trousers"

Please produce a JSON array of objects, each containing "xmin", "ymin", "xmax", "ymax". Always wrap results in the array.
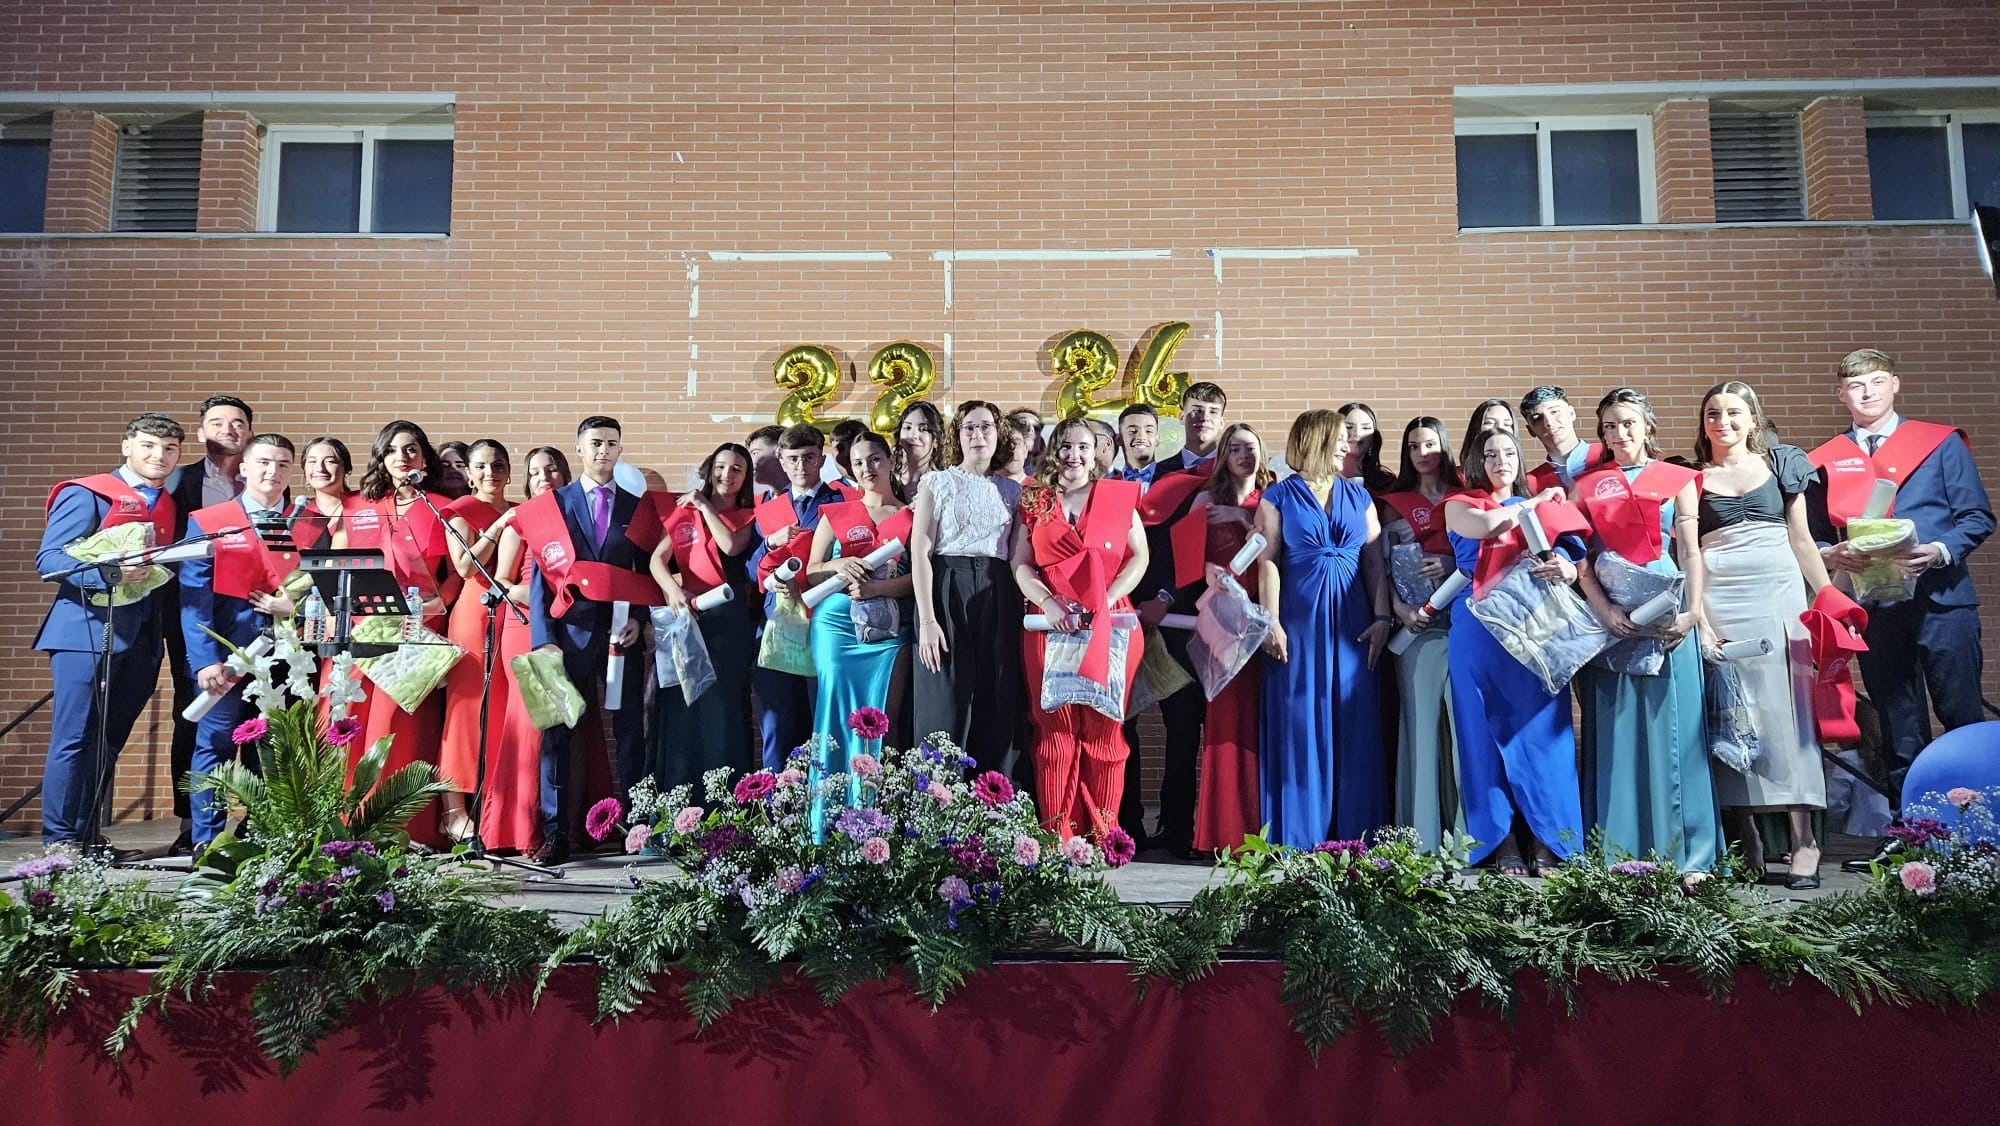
[
  {"xmin": 913, "ymin": 555, "xmax": 1021, "ymax": 773},
  {"xmin": 1120, "ymin": 626, "xmax": 1204, "ymax": 845},
  {"xmin": 1857, "ymin": 600, "xmax": 1986, "ymax": 806},
  {"xmin": 160, "ymin": 587, "xmax": 199, "ymax": 821}
]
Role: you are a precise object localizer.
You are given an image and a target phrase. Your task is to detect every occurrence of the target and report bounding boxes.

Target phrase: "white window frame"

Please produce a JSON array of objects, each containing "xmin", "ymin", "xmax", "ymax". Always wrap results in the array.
[
  {"xmin": 1865, "ymin": 111, "xmax": 2000, "ymax": 220},
  {"xmin": 257, "ymin": 123, "xmax": 453, "ymax": 233},
  {"xmin": 1455, "ymin": 115, "xmax": 1659, "ymax": 228}
]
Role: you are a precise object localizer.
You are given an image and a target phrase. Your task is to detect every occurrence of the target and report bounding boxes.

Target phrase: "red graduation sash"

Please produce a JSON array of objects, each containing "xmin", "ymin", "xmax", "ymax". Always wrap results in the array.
[
  {"xmin": 1573, "ymin": 460, "xmax": 1699, "ymax": 564},
  {"xmin": 1136, "ymin": 469, "xmax": 1208, "ymax": 527},
  {"xmin": 1807, "ymin": 421, "xmax": 1962, "ymax": 529},
  {"xmin": 1170, "ymin": 489, "xmax": 1262, "ymax": 589},
  {"xmin": 194, "ymin": 499, "xmax": 302, "ymax": 600},
  {"xmin": 1525, "ymin": 442, "xmax": 1603, "ymax": 495},
  {"xmin": 1449, "ymin": 490, "xmax": 1590, "ymax": 598},
  {"xmin": 1380, "ymin": 489, "xmax": 1452, "ymax": 555},
  {"xmin": 754, "ymin": 492, "xmax": 800, "ymax": 537},
  {"xmin": 819, "ymin": 501, "xmax": 915, "ymax": 562},
  {"xmin": 510, "ymin": 488, "xmax": 666, "ymax": 616},
  {"xmin": 664, "ymin": 500, "xmax": 758, "ymax": 595},
  {"xmin": 1800, "ymin": 585, "xmax": 1869, "ymax": 744},
  {"xmin": 48, "ymin": 473, "xmax": 176, "ymax": 548},
  {"xmin": 341, "ymin": 492, "xmax": 454, "ymax": 590},
  {"xmin": 1031, "ymin": 478, "xmax": 1141, "ymax": 686}
]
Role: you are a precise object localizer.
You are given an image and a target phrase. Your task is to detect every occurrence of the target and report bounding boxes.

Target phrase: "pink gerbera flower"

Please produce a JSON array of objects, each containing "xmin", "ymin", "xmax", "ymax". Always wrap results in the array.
[
  {"xmin": 733, "ymin": 772, "xmax": 778, "ymax": 803},
  {"xmin": 1100, "ymin": 826, "xmax": 1137, "ymax": 867},
  {"xmin": 972, "ymin": 771, "xmax": 1015, "ymax": 806},
  {"xmin": 846, "ymin": 706, "xmax": 891, "ymax": 741},
  {"xmin": 231, "ymin": 717, "xmax": 268, "ymax": 745},
  {"xmin": 324, "ymin": 715, "xmax": 362, "ymax": 747},
  {"xmin": 584, "ymin": 797, "xmax": 623, "ymax": 842}
]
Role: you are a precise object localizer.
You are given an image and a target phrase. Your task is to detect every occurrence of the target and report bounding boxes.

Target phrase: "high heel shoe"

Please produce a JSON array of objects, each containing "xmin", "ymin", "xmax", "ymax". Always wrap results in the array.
[{"xmin": 1786, "ymin": 844, "xmax": 1822, "ymax": 891}]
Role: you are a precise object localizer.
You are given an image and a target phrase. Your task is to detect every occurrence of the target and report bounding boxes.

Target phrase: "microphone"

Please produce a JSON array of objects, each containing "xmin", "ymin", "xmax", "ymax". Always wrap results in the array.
[
  {"xmin": 401, "ymin": 470, "xmax": 426, "ymax": 488},
  {"xmin": 281, "ymin": 496, "xmax": 313, "ymax": 530}
]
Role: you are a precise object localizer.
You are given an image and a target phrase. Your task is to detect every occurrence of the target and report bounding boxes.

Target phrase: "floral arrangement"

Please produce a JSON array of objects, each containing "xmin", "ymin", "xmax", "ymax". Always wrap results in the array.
[
  {"xmin": 0, "ymin": 850, "xmax": 175, "ymax": 1044},
  {"xmin": 552, "ymin": 721, "xmax": 1136, "ymax": 1022}
]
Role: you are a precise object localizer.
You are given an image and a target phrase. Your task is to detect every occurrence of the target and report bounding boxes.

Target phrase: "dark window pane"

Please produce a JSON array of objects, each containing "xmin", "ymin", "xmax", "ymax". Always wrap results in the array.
[
  {"xmin": 0, "ymin": 139, "xmax": 51, "ymax": 232},
  {"xmin": 276, "ymin": 142, "xmax": 362, "ymax": 232},
  {"xmin": 1456, "ymin": 134, "xmax": 1539, "ymax": 228},
  {"xmin": 1551, "ymin": 129, "xmax": 1641, "ymax": 225},
  {"xmin": 1964, "ymin": 123, "xmax": 2000, "ymax": 212},
  {"xmin": 372, "ymin": 139, "xmax": 451, "ymax": 233},
  {"xmin": 1867, "ymin": 126, "xmax": 1953, "ymax": 220}
]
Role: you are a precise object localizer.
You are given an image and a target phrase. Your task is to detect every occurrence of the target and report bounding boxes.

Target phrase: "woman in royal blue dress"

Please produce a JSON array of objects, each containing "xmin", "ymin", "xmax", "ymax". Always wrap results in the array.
[
  {"xmin": 1251, "ymin": 409, "xmax": 1395, "ymax": 848},
  {"xmin": 804, "ymin": 430, "xmax": 914, "ymax": 772},
  {"xmin": 1443, "ymin": 426, "xmax": 1588, "ymax": 875}
]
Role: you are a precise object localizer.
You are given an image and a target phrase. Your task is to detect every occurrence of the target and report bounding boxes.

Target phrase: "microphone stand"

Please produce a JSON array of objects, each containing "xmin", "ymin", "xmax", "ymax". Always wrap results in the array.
[{"xmin": 402, "ymin": 480, "xmax": 562, "ymax": 879}]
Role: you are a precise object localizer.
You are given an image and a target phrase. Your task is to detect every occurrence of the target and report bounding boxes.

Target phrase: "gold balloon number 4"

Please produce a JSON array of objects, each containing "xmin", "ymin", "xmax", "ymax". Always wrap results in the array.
[
  {"xmin": 772, "ymin": 341, "xmax": 937, "ymax": 431},
  {"xmin": 1051, "ymin": 321, "xmax": 1192, "ymax": 422}
]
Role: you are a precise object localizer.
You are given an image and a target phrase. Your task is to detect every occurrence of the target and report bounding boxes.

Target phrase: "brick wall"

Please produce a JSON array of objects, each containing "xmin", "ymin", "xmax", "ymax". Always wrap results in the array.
[{"xmin": 2, "ymin": 2, "xmax": 1998, "ymax": 829}]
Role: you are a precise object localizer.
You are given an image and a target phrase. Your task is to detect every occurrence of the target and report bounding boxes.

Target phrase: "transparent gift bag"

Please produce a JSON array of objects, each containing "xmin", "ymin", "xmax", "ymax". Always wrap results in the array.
[
  {"xmin": 1467, "ymin": 556, "xmax": 1613, "ymax": 696},
  {"xmin": 757, "ymin": 592, "xmax": 816, "ymax": 677},
  {"xmin": 1844, "ymin": 517, "xmax": 1919, "ymax": 603},
  {"xmin": 1389, "ymin": 541, "xmax": 1445, "ymax": 610},
  {"xmin": 652, "ymin": 605, "xmax": 717, "ymax": 705},
  {"xmin": 1704, "ymin": 656, "xmax": 1762, "ymax": 774},
  {"xmin": 1041, "ymin": 622, "xmax": 1134, "ymax": 722},
  {"xmin": 1588, "ymin": 551, "xmax": 1685, "ymax": 677},
  {"xmin": 1186, "ymin": 573, "xmax": 1272, "ymax": 701},
  {"xmin": 1125, "ymin": 628, "xmax": 1194, "ymax": 718}
]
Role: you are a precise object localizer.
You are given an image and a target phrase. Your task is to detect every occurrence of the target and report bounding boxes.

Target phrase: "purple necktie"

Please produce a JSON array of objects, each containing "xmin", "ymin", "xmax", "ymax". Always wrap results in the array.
[{"xmin": 592, "ymin": 485, "xmax": 612, "ymax": 549}]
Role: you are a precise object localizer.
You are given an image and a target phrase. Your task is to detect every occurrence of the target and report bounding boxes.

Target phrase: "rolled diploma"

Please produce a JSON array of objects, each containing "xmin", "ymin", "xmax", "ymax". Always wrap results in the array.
[
  {"xmin": 604, "ymin": 600, "xmax": 631, "ymax": 710},
  {"xmin": 693, "ymin": 584, "xmax": 734, "ymax": 613},
  {"xmin": 1227, "ymin": 532, "xmax": 1268, "ymax": 575},
  {"xmin": 1386, "ymin": 570, "xmax": 1472, "ymax": 656},
  {"xmin": 1023, "ymin": 611, "xmax": 1142, "ymax": 632},
  {"xmin": 1718, "ymin": 637, "xmax": 1773, "ymax": 661},
  {"xmin": 181, "ymin": 633, "xmax": 275, "ymax": 722},
  {"xmin": 1628, "ymin": 588, "xmax": 1680, "ymax": 627},
  {"xmin": 1518, "ymin": 503, "xmax": 1553, "ymax": 556},
  {"xmin": 142, "ymin": 539, "xmax": 216, "ymax": 566},
  {"xmin": 801, "ymin": 537, "xmax": 904, "ymax": 610},
  {"xmin": 762, "ymin": 557, "xmax": 803, "ymax": 593},
  {"xmin": 1860, "ymin": 478, "xmax": 1897, "ymax": 520}
]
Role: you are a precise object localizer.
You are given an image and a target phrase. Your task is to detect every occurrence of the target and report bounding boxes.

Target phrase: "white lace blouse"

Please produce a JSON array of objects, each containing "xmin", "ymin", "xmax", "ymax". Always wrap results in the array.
[{"xmin": 924, "ymin": 467, "xmax": 1019, "ymax": 558}]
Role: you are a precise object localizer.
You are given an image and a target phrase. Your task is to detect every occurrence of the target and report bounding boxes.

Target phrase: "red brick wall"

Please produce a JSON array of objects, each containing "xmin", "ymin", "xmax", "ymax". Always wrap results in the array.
[
  {"xmin": 2, "ymin": 2, "xmax": 1998, "ymax": 828},
  {"xmin": 1801, "ymin": 96, "xmax": 1874, "ymax": 222},
  {"xmin": 196, "ymin": 111, "xmax": 262, "ymax": 234},
  {"xmin": 1653, "ymin": 99, "xmax": 1716, "ymax": 225}
]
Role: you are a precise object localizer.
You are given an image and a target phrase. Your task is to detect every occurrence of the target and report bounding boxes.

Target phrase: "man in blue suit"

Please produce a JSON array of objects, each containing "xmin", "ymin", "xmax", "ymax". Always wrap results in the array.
[
  {"xmin": 178, "ymin": 434, "xmax": 301, "ymax": 848},
  {"xmin": 747, "ymin": 423, "xmax": 845, "ymax": 770},
  {"xmin": 35, "ymin": 413, "xmax": 184, "ymax": 851},
  {"xmin": 1808, "ymin": 349, "xmax": 1994, "ymax": 839},
  {"xmin": 518, "ymin": 416, "xmax": 660, "ymax": 865}
]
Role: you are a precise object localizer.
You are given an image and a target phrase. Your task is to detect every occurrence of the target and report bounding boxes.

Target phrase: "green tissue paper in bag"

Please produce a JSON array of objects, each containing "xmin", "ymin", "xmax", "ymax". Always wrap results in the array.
[
  {"xmin": 1845, "ymin": 517, "xmax": 1919, "ymax": 603},
  {"xmin": 63, "ymin": 522, "xmax": 171, "ymax": 608},
  {"xmin": 511, "ymin": 648, "xmax": 586, "ymax": 730},
  {"xmin": 757, "ymin": 593, "xmax": 816, "ymax": 677},
  {"xmin": 1125, "ymin": 627, "xmax": 1195, "ymax": 719},
  {"xmin": 352, "ymin": 614, "xmax": 465, "ymax": 714}
]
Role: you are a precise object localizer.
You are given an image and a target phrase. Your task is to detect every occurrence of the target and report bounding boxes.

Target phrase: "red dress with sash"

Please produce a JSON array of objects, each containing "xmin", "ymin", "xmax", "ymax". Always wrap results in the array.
[
  {"xmin": 437, "ymin": 497, "xmax": 508, "ymax": 794},
  {"xmin": 338, "ymin": 491, "xmax": 462, "ymax": 847},
  {"xmin": 1192, "ymin": 489, "xmax": 1263, "ymax": 853},
  {"xmin": 1020, "ymin": 479, "xmax": 1144, "ymax": 839}
]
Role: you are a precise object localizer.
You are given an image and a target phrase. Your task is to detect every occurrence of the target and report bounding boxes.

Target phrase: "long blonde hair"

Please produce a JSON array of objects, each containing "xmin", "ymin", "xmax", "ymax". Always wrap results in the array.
[{"xmin": 1208, "ymin": 422, "xmax": 1274, "ymax": 505}]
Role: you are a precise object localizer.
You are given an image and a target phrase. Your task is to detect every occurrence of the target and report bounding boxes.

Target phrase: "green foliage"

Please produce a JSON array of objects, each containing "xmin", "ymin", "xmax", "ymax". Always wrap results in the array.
[{"xmin": 0, "ymin": 852, "xmax": 175, "ymax": 1047}]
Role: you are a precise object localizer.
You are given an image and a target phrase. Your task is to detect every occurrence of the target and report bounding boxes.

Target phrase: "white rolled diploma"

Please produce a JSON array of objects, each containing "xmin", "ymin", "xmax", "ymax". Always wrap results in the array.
[
  {"xmin": 762, "ymin": 557, "xmax": 803, "ymax": 593},
  {"xmin": 1518, "ymin": 502, "xmax": 1554, "ymax": 556},
  {"xmin": 801, "ymin": 537, "xmax": 904, "ymax": 610},
  {"xmin": 1023, "ymin": 611, "xmax": 1142, "ymax": 632},
  {"xmin": 1860, "ymin": 478, "xmax": 1897, "ymax": 520},
  {"xmin": 181, "ymin": 633, "xmax": 275, "ymax": 722},
  {"xmin": 140, "ymin": 539, "xmax": 216, "ymax": 566},
  {"xmin": 1227, "ymin": 532, "xmax": 1268, "ymax": 576},
  {"xmin": 604, "ymin": 600, "xmax": 631, "ymax": 710},
  {"xmin": 692, "ymin": 584, "xmax": 734, "ymax": 613},
  {"xmin": 1627, "ymin": 588, "xmax": 1681, "ymax": 628},
  {"xmin": 1718, "ymin": 637, "xmax": 1773, "ymax": 661},
  {"xmin": 1386, "ymin": 569, "xmax": 1473, "ymax": 656}
]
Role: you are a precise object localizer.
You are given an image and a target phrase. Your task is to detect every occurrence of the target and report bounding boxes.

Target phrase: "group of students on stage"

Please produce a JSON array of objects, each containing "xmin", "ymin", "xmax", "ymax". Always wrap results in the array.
[{"xmin": 34, "ymin": 349, "xmax": 1992, "ymax": 883}]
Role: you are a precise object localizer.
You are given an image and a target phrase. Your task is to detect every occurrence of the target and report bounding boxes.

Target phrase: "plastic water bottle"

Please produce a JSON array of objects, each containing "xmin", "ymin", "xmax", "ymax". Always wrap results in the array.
[
  {"xmin": 401, "ymin": 585, "xmax": 424, "ymax": 642},
  {"xmin": 300, "ymin": 588, "xmax": 327, "ymax": 643}
]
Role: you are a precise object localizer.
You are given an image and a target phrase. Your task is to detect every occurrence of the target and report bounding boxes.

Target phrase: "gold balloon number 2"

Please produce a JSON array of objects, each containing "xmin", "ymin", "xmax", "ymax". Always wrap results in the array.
[
  {"xmin": 1051, "ymin": 321, "xmax": 1193, "ymax": 421},
  {"xmin": 772, "ymin": 341, "xmax": 937, "ymax": 432}
]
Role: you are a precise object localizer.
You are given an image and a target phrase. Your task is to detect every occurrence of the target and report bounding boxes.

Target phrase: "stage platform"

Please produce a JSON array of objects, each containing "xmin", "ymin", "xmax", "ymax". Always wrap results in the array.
[{"xmin": 0, "ymin": 817, "xmax": 1880, "ymax": 924}]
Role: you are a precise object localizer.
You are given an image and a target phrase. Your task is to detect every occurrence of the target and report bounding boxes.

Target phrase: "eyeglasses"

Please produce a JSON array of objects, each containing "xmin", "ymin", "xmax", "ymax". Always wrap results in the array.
[{"xmin": 959, "ymin": 422, "xmax": 998, "ymax": 434}]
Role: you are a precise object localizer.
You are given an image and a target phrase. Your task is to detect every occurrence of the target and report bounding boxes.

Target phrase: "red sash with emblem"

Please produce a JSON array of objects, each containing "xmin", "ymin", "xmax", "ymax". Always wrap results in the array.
[
  {"xmin": 1800, "ymin": 585, "xmax": 1870, "ymax": 743},
  {"xmin": 510, "ymin": 488, "xmax": 667, "ymax": 616},
  {"xmin": 819, "ymin": 501, "xmax": 915, "ymax": 565},
  {"xmin": 1572, "ymin": 460, "xmax": 1699, "ymax": 564},
  {"xmin": 663, "ymin": 501, "xmax": 758, "ymax": 595},
  {"xmin": 1380, "ymin": 489, "xmax": 1452, "ymax": 555},
  {"xmin": 1448, "ymin": 490, "xmax": 1591, "ymax": 598},
  {"xmin": 341, "ymin": 492, "xmax": 455, "ymax": 592},
  {"xmin": 48, "ymin": 473, "xmax": 176, "ymax": 548},
  {"xmin": 1807, "ymin": 421, "xmax": 1962, "ymax": 529},
  {"xmin": 193, "ymin": 499, "xmax": 302, "ymax": 600},
  {"xmin": 1028, "ymin": 478, "xmax": 1141, "ymax": 686}
]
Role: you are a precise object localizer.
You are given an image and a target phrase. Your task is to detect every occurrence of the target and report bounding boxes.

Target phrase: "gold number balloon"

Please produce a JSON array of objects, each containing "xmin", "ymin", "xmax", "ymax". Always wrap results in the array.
[
  {"xmin": 1051, "ymin": 329, "xmax": 1123, "ymax": 420},
  {"xmin": 773, "ymin": 345, "xmax": 849, "ymax": 427},
  {"xmin": 865, "ymin": 341, "xmax": 936, "ymax": 436},
  {"xmin": 1126, "ymin": 321, "xmax": 1191, "ymax": 416}
]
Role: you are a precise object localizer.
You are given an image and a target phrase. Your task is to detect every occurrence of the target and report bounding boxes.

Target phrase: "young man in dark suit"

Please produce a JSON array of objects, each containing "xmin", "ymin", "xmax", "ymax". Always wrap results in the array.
[
  {"xmin": 747, "ymin": 423, "xmax": 847, "ymax": 770},
  {"xmin": 177, "ymin": 434, "xmax": 301, "ymax": 849},
  {"xmin": 35, "ymin": 412, "xmax": 184, "ymax": 853},
  {"xmin": 161, "ymin": 393, "xmax": 252, "ymax": 854},
  {"xmin": 514, "ymin": 416, "xmax": 663, "ymax": 865},
  {"xmin": 1808, "ymin": 350, "xmax": 1994, "ymax": 861}
]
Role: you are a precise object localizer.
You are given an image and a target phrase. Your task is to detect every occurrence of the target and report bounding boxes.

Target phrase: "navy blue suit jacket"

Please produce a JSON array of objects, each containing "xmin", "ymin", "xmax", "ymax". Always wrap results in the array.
[
  {"xmin": 34, "ymin": 477, "xmax": 168, "ymax": 655},
  {"xmin": 527, "ymin": 480, "xmax": 653, "ymax": 651},
  {"xmin": 747, "ymin": 483, "xmax": 845, "ymax": 620},
  {"xmin": 1810, "ymin": 428, "xmax": 1993, "ymax": 609},
  {"xmin": 179, "ymin": 499, "xmax": 280, "ymax": 673}
]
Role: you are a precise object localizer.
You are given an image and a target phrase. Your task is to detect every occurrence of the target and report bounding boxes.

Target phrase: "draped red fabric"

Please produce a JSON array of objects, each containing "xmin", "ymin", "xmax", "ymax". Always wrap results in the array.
[{"xmin": 7, "ymin": 964, "xmax": 1993, "ymax": 1125}]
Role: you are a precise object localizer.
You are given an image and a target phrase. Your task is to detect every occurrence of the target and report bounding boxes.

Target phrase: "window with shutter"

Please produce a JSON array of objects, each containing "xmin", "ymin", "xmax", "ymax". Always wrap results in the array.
[
  {"xmin": 111, "ymin": 119, "xmax": 202, "ymax": 232},
  {"xmin": 1709, "ymin": 113, "xmax": 1805, "ymax": 223}
]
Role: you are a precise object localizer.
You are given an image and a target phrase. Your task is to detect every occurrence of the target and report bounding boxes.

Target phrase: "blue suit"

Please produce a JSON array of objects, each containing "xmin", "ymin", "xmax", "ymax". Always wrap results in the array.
[
  {"xmin": 35, "ymin": 474, "xmax": 169, "ymax": 845},
  {"xmin": 746, "ymin": 483, "xmax": 843, "ymax": 770},
  {"xmin": 527, "ymin": 480, "xmax": 650, "ymax": 837},
  {"xmin": 1810, "ymin": 422, "xmax": 1995, "ymax": 797},
  {"xmin": 178, "ymin": 498, "xmax": 282, "ymax": 844}
]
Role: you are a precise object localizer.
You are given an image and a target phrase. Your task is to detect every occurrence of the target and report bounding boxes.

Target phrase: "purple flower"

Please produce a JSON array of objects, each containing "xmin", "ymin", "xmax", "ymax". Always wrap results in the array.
[
  {"xmin": 1101, "ymin": 827, "xmax": 1137, "ymax": 868},
  {"xmin": 1312, "ymin": 839, "xmax": 1369, "ymax": 858},
  {"xmin": 319, "ymin": 839, "xmax": 378, "ymax": 860},
  {"xmin": 585, "ymin": 796, "xmax": 624, "ymax": 842},
  {"xmin": 1610, "ymin": 860, "xmax": 1660, "ymax": 878},
  {"xmin": 937, "ymin": 875, "xmax": 973, "ymax": 905},
  {"xmin": 797, "ymin": 866, "xmax": 824, "ymax": 894},
  {"xmin": 698, "ymin": 824, "xmax": 751, "ymax": 864},
  {"xmin": 951, "ymin": 834, "xmax": 999, "ymax": 878},
  {"xmin": 1887, "ymin": 818, "xmax": 1952, "ymax": 848},
  {"xmin": 393, "ymin": 865, "xmax": 410, "ymax": 878},
  {"xmin": 846, "ymin": 706, "xmax": 891, "ymax": 741},
  {"xmin": 376, "ymin": 890, "xmax": 396, "ymax": 912},
  {"xmin": 325, "ymin": 716, "xmax": 362, "ymax": 747},
  {"xmin": 10, "ymin": 852, "xmax": 73, "ymax": 880},
  {"xmin": 27, "ymin": 888, "xmax": 55, "ymax": 908},
  {"xmin": 835, "ymin": 807, "xmax": 895, "ymax": 842}
]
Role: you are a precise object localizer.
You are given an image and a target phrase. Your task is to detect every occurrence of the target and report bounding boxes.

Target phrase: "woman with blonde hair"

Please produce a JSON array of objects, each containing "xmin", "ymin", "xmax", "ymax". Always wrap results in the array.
[{"xmin": 1251, "ymin": 410, "xmax": 1394, "ymax": 848}]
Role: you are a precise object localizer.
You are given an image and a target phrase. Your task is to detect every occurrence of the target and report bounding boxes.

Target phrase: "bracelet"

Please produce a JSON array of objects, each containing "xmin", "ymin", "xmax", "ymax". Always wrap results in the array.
[{"xmin": 1374, "ymin": 614, "xmax": 1393, "ymax": 625}]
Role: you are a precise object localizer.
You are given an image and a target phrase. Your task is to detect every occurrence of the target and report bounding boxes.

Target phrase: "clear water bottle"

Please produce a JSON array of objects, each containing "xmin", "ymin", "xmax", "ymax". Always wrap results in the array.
[
  {"xmin": 401, "ymin": 585, "xmax": 424, "ymax": 642},
  {"xmin": 300, "ymin": 588, "xmax": 327, "ymax": 643}
]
